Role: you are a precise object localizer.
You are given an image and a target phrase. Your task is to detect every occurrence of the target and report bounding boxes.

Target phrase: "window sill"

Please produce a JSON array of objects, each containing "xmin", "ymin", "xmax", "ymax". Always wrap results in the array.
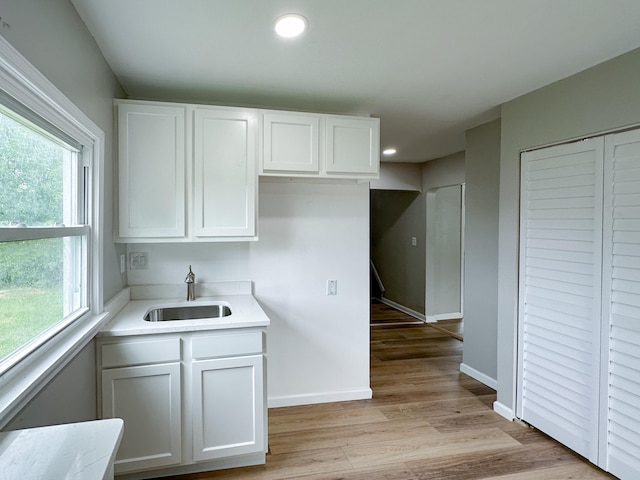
[{"xmin": 0, "ymin": 311, "xmax": 111, "ymax": 429}]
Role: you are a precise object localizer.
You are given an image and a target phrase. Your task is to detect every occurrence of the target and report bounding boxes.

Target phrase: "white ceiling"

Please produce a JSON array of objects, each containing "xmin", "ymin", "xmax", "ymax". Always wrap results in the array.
[{"xmin": 70, "ymin": 0, "xmax": 640, "ymax": 163}]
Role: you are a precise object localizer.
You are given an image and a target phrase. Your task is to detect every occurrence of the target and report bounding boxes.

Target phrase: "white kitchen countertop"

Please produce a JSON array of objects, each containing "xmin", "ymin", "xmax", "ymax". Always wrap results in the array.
[
  {"xmin": 99, "ymin": 294, "xmax": 270, "ymax": 337},
  {"xmin": 0, "ymin": 418, "xmax": 123, "ymax": 480}
]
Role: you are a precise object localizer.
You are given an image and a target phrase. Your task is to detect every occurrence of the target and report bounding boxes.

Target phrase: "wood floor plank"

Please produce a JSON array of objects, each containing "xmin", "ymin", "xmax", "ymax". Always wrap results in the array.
[
  {"xmin": 269, "ymin": 419, "xmax": 438, "ymax": 454},
  {"xmin": 342, "ymin": 428, "xmax": 521, "ymax": 468},
  {"xmin": 406, "ymin": 443, "xmax": 590, "ymax": 480},
  {"xmin": 268, "ymin": 406, "xmax": 389, "ymax": 435},
  {"xmin": 484, "ymin": 463, "xmax": 615, "ymax": 479}
]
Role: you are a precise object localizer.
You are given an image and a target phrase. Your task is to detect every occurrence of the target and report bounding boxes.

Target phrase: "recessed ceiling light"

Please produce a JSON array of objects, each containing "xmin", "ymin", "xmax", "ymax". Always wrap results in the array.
[
  {"xmin": 275, "ymin": 14, "xmax": 308, "ymax": 38},
  {"xmin": 383, "ymin": 148, "xmax": 397, "ymax": 156}
]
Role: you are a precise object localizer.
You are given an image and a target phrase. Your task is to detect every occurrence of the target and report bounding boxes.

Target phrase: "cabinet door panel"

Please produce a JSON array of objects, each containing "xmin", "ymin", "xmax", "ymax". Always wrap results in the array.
[
  {"xmin": 263, "ymin": 112, "xmax": 319, "ymax": 173},
  {"xmin": 118, "ymin": 104, "xmax": 185, "ymax": 238},
  {"xmin": 194, "ymin": 109, "xmax": 256, "ymax": 237},
  {"xmin": 192, "ymin": 355, "xmax": 264, "ymax": 461},
  {"xmin": 325, "ymin": 116, "xmax": 379, "ymax": 175},
  {"xmin": 102, "ymin": 363, "xmax": 182, "ymax": 473}
]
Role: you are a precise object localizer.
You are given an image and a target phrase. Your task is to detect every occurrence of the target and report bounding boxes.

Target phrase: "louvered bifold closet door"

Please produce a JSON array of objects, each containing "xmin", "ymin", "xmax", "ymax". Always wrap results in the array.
[
  {"xmin": 518, "ymin": 138, "xmax": 604, "ymax": 463},
  {"xmin": 601, "ymin": 129, "xmax": 640, "ymax": 479}
]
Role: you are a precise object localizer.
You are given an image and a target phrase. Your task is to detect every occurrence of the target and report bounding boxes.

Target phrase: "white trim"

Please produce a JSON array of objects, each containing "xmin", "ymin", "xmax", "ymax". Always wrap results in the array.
[
  {"xmin": 460, "ymin": 362, "xmax": 497, "ymax": 389},
  {"xmin": 0, "ymin": 33, "xmax": 105, "ymax": 425},
  {"xmin": 493, "ymin": 401, "xmax": 515, "ymax": 421},
  {"xmin": 426, "ymin": 312, "xmax": 463, "ymax": 322},
  {"xmin": 268, "ymin": 388, "xmax": 373, "ymax": 408},
  {"xmin": 378, "ymin": 297, "xmax": 426, "ymax": 322}
]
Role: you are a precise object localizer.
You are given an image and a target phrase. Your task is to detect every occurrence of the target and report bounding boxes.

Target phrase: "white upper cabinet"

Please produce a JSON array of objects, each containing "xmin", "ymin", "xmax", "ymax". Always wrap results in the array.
[
  {"xmin": 325, "ymin": 115, "xmax": 379, "ymax": 176},
  {"xmin": 194, "ymin": 108, "xmax": 257, "ymax": 238},
  {"xmin": 116, "ymin": 99, "xmax": 379, "ymax": 242},
  {"xmin": 263, "ymin": 111, "xmax": 319, "ymax": 174},
  {"xmin": 260, "ymin": 111, "xmax": 380, "ymax": 180},
  {"xmin": 116, "ymin": 100, "xmax": 258, "ymax": 242},
  {"xmin": 118, "ymin": 103, "xmax": 186, "ymax": 238}
]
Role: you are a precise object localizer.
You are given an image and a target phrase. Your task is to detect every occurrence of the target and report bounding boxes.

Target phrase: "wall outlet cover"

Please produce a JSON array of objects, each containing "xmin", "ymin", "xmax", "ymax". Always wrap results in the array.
[{"xmin": 130, "ymin": 252, "xmax": 148, "ymax": 270}]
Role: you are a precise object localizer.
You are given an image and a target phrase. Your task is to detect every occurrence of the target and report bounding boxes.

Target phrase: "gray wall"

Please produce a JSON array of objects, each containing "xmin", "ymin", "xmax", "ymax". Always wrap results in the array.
[
  {"xmin": 463, "ymin": 119, "xmax": 500, "ymax": 383},
  {"xmin": 1, "ymin": 0, "xmax": 125, "ymax": 427},
  {"xmin": 497, "ymin": 47, "xmax": 640, "ymax": 412},
  {"xmin": 370, "ymin": 188, "xmax": 425, "ymax": 314}
]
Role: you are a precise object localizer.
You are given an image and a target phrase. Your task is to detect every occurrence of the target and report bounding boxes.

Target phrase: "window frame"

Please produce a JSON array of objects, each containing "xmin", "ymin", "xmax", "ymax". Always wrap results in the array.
[{"xmin": 0, "ymin": 35, "xmax": 107, "ymax": 428}]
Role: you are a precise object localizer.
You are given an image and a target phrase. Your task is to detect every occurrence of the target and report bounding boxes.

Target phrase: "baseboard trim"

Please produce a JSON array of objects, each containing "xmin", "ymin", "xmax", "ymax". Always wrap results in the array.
[
  {"xmin": 268, "ymin": 388, "xmax": 373, "ymax": 408},
  {"xmin": 459, "ymin": 363, "xmax": 497, "ymax": 390},
  {"xmin": 426, "ymin": 312, "xmax": 463, "ymax": 322},
  {"xmin": 378, "ymin": 297, "xmax": 426, "ymax": 322},
  {"xmin": 493, "ymin": 401, "xmax": 515, "ymax": 421}
]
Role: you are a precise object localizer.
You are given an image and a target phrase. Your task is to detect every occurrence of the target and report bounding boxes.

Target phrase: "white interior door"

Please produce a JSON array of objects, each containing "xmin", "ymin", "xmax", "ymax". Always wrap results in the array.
[
  {"xmin": 601, "ymin": 129, "xmax": 640, "ymax": 479},
  {"xmin": 517, "ymin": 138, "xmax": 604, "ymax": 463}
]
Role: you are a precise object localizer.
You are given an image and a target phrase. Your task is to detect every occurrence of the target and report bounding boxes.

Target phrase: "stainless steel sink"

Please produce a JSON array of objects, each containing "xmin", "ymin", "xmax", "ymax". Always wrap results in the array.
[{"xmin": 143, "ymin": 303, "xmax": 232, "ymax": 322}]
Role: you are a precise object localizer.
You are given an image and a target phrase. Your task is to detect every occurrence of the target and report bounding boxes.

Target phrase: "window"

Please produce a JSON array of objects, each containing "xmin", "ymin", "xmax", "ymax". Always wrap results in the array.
[{"xmin": 0, "ymin": 99, "xmax": 90, "ymax": 372}]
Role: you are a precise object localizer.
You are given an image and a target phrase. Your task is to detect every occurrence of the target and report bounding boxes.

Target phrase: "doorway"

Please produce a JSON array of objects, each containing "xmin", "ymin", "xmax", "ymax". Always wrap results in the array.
[{"xmin": 425, "ymin": 184, "xmax": 465, "ymax": 323}]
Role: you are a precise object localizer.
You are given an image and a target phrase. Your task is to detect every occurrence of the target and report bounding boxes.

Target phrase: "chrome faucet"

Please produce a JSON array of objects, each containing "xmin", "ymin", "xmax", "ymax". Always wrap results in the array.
[{"xmin": 185, "ymin": 265, "xmax": 196, "ymax": 301}]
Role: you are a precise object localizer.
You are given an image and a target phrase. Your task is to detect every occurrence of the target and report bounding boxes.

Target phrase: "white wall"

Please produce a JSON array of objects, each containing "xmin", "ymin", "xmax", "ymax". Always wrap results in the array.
[
  {"xmin": 498, "ymin": 47, "xmax": 640, "ymax": 416},
  {"xmin": 1, "ymin": 0, "xmax": 125, "ymax": 428},
  {"xmin": 127, "ymin": 179, "xmax": 372, "ymax": 406}
]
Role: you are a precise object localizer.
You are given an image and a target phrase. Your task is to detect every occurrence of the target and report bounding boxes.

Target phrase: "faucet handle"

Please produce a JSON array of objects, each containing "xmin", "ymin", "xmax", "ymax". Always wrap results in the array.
[{"xmin": 185, "ymin": 265, "xmax": 195, "ymax": 284}]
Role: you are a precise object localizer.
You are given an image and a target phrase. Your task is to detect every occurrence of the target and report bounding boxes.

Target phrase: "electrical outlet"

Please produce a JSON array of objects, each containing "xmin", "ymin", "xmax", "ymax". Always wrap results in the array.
[
  {"xmin": 327, "ymin": 279, "xmax": 337, "ymax": 295},
  {"xmin": 129, "ymin": 252, "xmax": 148, "ymax": 270},
  {"xmin": 411, "ymin": 237, "xmax": 417, "ymax": 247},
  {"xmin": 120, "ymin": 254, "xmax": 126, "ymax": 273}
]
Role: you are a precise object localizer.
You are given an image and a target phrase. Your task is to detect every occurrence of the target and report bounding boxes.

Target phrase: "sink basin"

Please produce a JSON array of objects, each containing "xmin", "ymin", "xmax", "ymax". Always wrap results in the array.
[{"xmin": 143, "ymin": 303, "xmax": 232, "ymax": 322}]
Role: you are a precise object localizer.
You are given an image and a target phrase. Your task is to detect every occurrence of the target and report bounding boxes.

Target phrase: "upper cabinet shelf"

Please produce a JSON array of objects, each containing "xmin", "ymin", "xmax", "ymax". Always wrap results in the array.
[{"xmin": 115, "ymin": 99, "xmax": 380, "ymax": 243}]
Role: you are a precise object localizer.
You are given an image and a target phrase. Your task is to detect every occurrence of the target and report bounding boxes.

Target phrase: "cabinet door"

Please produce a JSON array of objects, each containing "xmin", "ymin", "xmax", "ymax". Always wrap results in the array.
[
  {"xmin": 325, "ymin": 116, "xmax": 379, "ymax": 176},
  {"xmin": 263, "ymin": 112, "xmax": 319, "ymax": 173},
  {"xmin": 102, "ymin": 363, "xmax": 182, "ymax": 473},
  {"xmin": 118, "ymin": 103, "xmax": 186, "ymax": 238},
  {"xmin": 193, "ymin": 109, "xmax": 257, "ymax": 238},
  {"xmin": 191, "ymin": 355, "xmax": 265, "ymax": 461}
]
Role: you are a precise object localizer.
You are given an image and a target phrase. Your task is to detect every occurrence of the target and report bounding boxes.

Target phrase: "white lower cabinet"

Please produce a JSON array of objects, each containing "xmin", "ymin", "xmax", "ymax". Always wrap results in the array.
[
  {"xmin": 192, "ymin": 355, "xmax": 265, "ymax": 461},
  {"xmin": 101, "ymin": 363, "xmax": 182, "ymax": 473},
  {"xmin": 97, "ymin": 329, "xmax": 266, "ymax": 477}
]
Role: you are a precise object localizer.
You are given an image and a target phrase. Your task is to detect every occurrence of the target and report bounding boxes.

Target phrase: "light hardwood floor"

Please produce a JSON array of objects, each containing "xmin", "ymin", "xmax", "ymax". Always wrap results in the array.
[{"xmin": 160, "ymin": 306, "xmax": 615, "ymax": 480}]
